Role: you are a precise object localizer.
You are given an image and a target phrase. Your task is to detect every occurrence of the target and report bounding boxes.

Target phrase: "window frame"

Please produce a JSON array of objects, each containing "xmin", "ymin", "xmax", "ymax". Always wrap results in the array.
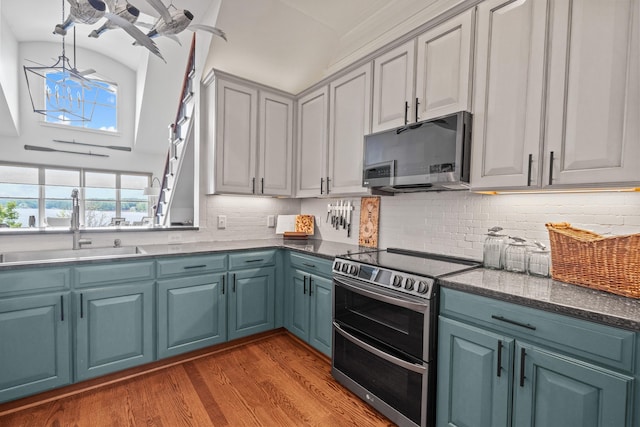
[{"xmin": 0, "ymin": 162, "xmax": 152, "ymax": 229}]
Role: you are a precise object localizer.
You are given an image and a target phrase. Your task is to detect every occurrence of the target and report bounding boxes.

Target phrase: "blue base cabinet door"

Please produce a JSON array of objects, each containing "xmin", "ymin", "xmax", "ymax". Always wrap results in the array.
[
  {"xmin": 308, "ymin": 274, "xmax": 332, "ymax": 356},
  {"xmin": 157, "ymin": 274, "xmax": 227, "ymax": 359},
  {"xmin": 75, "ymin": 282, "xmax": 154, "ymax": 381},
  {"xmin": 288, "ymin": 269, "xmax": 310, "ymax": 342},
  {"xmin": 228, "ymin": 267, "xmax": 275, "ymax": 340},
  {"xmin": 437, "ymin": 317, "xmax": 513, "ymax": 427},
  {"xmin": 0, "ymin": 293, "xmax": 71, "ymax": 403},
  {"xmin": 513, "ymin": 343, "xmax": 634, "ymax": 427}
]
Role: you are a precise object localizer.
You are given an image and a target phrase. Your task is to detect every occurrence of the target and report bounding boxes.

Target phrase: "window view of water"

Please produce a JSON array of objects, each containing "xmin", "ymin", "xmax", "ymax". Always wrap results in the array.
[{"xmin": 13, "ymin": 208, "xmax": 149, "ymax": 228}]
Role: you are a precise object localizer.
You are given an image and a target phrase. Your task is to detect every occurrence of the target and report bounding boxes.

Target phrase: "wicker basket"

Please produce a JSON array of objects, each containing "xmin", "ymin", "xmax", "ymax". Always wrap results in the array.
[{"xmin": 545, "ymin": 222, "xmax": 640, "ymax": 299}]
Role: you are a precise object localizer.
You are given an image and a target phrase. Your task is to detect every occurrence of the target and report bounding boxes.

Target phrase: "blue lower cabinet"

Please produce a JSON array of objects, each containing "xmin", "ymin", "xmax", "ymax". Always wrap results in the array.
[
  {"xmin": 513, "ymin": 343, "xmax": 633, "ymax": 427},
  {"xmin": 75, "ymin": 282, "xmax": 155, "ymax": 381},
  {"xmin": 308, "ymin": 274, "xmax": 332, "ymax": 356},
  {"xmin": 437, "ymin": 317, "xmax": 512, "ymax": 427},
  {"xmin": 157, "ymin": 274, "xmax": 227, "ymax": 359},
  {"xmin": 228, "ymin": 267, "xmax": 275, "ymax": 340},
  {"xmin": 438, "ymin": 292, "xmax": 636, "ymax": 427},
  {"xmin": 0, "ymin": 293, "xmax": 71, "ymax": 403},
  {"xmin": 285, "ymin": 267, "xmax": 333, "ymax": 357}
]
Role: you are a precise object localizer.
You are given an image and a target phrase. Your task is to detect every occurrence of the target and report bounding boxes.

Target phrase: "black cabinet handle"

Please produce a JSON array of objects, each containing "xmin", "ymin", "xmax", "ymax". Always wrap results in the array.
[
  {"xmin": 496, "ymin": 340, "xmax": 503, "ymax": 377},
  {"xmin": 302, "ymin": 263, "xmax": 316, "ymax": 268},
  {"xmin": 326, "ymin": 177, "xmax": 330, "ymax": 194},
  {"xmin": 548, "ymin": 151, "xmax": 554, "ymax": 185},
  {"xmin": 244, "ymin": 259, "xmax": 264, "ymax": 263},
  {"xmin": 61, "ymin": 295, "xmax": 64, "ymax": 322},
  {"xmin": 491, "ymin": 315, "xmax": 536, "ymax": 330},
  {"xmin": 303, "ymin": 276, "xmax": 307, "ymax": 295},
  {"xmin": 404, "ymin": 101, "xmax": 409, "ymax": 125},
  {"xmin": 519, "ymin": 348, "xmax": 527, "ymax": 387},
  {"xmin": 233, "ymin": 273, "xmax": 236, "ymax": 293},
  {"xmin": 309, "ymin": 276, "xmax": 313, "ymax": 296},
  {"xmin": 320, "ymin": 177, "xmax": 324, "ymax": 195},
  {"xmin": 527, "ymin": 154, "xmax": 533, "ymax": 186},
  {"xmin": 222, "ymin": 275, "xmax": 226, "ymax": 294},
  {"xmin": 252, "ymin": 177, "xmax": 256, "ymax": 194},
  {"xmin": 80, "ymin": 293, "xmax": 84, "ymax": 319},
  {"xmin": 184, "ymin": 264, "xmax": 206, "ymax": 269},
  {"xmin": 261, "ymin": 177, "xmax": 264, "ymax": 194},
  {"xmin": 415, "ymin": 97, "xmax": 419, "ymax": 122}
]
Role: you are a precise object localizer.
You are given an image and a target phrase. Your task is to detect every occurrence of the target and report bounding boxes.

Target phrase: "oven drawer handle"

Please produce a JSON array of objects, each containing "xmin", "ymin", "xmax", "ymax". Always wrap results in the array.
[
  {"xmin": 333, "ymin": 276, "xmax": 429, "ymax": 312},
  {"xmin": 333, "ymin": 322, "xmax": 427, "ymax": 374}
]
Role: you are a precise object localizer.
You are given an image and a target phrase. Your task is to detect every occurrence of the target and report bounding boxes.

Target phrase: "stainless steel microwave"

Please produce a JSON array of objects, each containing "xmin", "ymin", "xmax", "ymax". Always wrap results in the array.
[{"xmin": 363, "ymin": 111, "xmax": 472, "ymax": 193}]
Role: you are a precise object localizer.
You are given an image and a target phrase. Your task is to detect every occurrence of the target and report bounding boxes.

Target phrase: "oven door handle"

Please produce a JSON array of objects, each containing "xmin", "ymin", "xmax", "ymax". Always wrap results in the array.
[
  {"xmin": 334, "ymin": 322, "xmax": 427, "ymax": 374},
  {"xmin": 333, "ymin": 275, "xmax": 429, "ymax": 313}
]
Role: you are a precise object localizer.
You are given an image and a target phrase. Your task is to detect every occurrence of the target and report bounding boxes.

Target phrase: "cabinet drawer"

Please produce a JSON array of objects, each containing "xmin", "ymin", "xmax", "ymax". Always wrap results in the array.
[
  {"xmin": 289, "ymin": 252, "xmax": 333, "ymax": 277},
  {"xmin": 0, "ymin": 267, "xmax": 71, "ymax": 296},
  {"xmin": 157, "ymin": 254, "xmax": 227, "ymax": 278},
  {"xmin": 228, "ymin": 250, "xmax": 276, "ymax": 270},
  {"xmin": 74, "ymin": 260, "xmax": 155, "ymax": 288},
  {"xmin": 441, "ymin": 288, "xmax": 636, "ymax": 372}
]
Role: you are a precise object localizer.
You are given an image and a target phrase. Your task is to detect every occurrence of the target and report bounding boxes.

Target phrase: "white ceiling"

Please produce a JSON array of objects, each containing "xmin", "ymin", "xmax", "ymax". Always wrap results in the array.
[{"xmin": 2, "ymin": 0, "xmax": 447, "ymax": 93}]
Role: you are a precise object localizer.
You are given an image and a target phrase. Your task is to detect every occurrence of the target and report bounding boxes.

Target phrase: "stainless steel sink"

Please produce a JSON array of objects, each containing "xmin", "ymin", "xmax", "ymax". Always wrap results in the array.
[{"xmin": 0, "ymin": 246, "xmax": 147, "ymax": 263}]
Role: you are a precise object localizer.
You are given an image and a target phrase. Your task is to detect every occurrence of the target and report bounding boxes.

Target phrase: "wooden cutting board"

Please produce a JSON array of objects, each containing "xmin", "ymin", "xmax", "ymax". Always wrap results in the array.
[{"xmin": 359, "ymin": 197, "xmax": 380, "ymax": 248}]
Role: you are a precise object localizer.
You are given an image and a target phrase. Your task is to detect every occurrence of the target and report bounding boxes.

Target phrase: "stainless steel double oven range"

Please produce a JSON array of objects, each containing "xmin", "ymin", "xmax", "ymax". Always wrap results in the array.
[{"xmin": 331, "ymin": 248, "xmax": 480, "ymax": 427}]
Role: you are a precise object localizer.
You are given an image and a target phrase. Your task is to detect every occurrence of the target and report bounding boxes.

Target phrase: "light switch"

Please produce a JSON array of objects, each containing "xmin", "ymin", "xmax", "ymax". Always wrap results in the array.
[
  {"xmin": 217, "ymin": 215, "xmax": 227, "ymax": 229},
  {"xmin": 267, "ymin": 215, "xmax": 275, "ymax": 227}
]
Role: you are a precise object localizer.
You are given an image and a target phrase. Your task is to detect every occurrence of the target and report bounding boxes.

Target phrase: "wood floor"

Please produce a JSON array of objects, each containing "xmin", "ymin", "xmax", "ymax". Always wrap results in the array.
[{"xmin": 0, "ymin": 331, "xmax": 394, "ymax": 427}]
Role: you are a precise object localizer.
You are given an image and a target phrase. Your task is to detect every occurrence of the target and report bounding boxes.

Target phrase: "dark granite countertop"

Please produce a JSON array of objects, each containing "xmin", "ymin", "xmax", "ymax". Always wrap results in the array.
[
  {"xmin": 440, "ymin": 268, "xmax": 640, "ymax": 331},
  {"xmin": 0, "ymin": 239, "xmax": 373, "ymax": 270}
]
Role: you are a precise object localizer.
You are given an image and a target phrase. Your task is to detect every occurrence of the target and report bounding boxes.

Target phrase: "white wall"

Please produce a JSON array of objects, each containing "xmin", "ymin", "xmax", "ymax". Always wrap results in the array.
[
  {"xmin": 0, "ymin": 41, "xmax": 165, "ymax": 175},
  {"xmin": 301, "ymin": 191, "xmax": 640, "ymax": 261}
]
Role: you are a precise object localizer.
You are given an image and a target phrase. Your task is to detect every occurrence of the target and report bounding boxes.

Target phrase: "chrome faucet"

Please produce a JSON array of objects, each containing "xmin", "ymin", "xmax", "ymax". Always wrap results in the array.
[{"xmin": 71, "ymin": 189, "xmax": 91, "ymax": 250}]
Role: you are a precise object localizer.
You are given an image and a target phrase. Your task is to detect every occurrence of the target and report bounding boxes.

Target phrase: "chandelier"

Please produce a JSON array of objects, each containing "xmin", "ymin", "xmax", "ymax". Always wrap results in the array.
[{"xmin": 23, "ymin": 1, "xmax": 111, "ymax": 123}]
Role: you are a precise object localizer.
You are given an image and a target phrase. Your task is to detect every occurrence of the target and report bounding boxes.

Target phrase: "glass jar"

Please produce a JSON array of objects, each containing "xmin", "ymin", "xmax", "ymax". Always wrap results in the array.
[
  {"xmin": 527, "ymin": 241, "xmax": 550, "ymax": 277},
  {"xmin": 504, "ymin": 237, "xmax": 527, "ymax": 273},
  {"xmin": 483, "ymin": 227, "xmax": 507, "ymax": 269}
]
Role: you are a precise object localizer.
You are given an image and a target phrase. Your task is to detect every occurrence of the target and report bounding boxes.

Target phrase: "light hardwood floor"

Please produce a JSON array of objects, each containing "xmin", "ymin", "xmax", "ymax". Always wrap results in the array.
[{"xmin": 0, "ymin": 331, "xmax": 394, "ymax": 426}]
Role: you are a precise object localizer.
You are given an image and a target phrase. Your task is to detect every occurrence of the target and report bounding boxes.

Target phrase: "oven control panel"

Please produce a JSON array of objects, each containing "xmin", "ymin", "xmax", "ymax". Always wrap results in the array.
[{"xmin": 333, "ymin": 259, "xmax": 435, "ymax": 299}]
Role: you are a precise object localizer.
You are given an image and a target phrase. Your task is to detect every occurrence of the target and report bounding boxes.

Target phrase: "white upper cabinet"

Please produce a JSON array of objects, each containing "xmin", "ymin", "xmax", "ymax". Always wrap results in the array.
[
  {"xmin": 206, "ymin": 73, "xmax": 294, "ymax": 196},
  {"xmin": 372, "ymin": 41, "xmax": 416, "ymax": 133},
  {"xmin": 415, "ymin": 9, "xmax": 474, "ymax": 121},
  {"xmin": 372, "ymin": 12, "xmax": 474, "ymax": 133},
  {"xmin": 258, "ymin": 91, "xmax": 293, "ymax": 196},
  {"xmin": 214, "ymin": 78, "xmax": 259, "ymax": 195},
  {"xmin": 544, "ymin": 0, "xmax": 640, "ymax": 187},
  {"xmin": 470, "ymin": 0, "xmax": 548, "ymax": 190},
  {"xmin": 328, "ymin": 63, "xmax": 372, "ymax": 195},
  {"xmin": 296, "ymin": 87, "xmax": 329, "ymax": 197}
]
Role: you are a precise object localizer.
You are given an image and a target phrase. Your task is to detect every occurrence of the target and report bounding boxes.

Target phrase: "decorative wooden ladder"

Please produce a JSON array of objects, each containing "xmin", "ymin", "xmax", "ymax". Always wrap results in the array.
[{"xmin": 154, "ymin": 34, "xmax": 197, "ymax": 226}]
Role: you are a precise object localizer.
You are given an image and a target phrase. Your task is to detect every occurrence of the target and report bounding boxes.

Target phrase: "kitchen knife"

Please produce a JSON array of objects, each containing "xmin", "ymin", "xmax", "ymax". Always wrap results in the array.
[
  {"xmin": 327, "ymin": 204, "xmax": 331, "ymax": 223},
  {"xmin": 346, "ymin": 201, "xmax": 352, "ymax": 237}
]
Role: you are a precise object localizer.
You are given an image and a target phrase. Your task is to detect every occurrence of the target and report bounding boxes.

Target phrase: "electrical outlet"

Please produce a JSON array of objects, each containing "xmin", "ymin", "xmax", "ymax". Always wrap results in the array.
[
  {"xmin": 168, "ymin": 233, "xmax": 182, "ymax": 243},
  {"xmin": 267, "ymin": 215, "xmax": 275, "ymax": 228},
  {"xmin": 217, "ymin": 215, "xmax": 227, "ymax": 229}
]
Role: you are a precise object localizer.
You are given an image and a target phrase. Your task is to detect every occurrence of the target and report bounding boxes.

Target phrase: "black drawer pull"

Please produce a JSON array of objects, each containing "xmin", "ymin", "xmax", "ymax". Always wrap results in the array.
[
  {"xmin": 527, "ymin": 153, "xmax": 533, "ymax": 186},
  {"xmin": 61, "ymin": 295, "xmax": 64, "ymax": 322},
  {"xmin": 491, "ymin": 315, "xmax": 536, "ymax": 331},
  {"xmin": 184, "ymin": 264, "xmax": 207, "ymax": 269},
  {"xmin": 302, "ymin": 263, "xmax": 316, "ymax": 268},
  {"xmin": 548, "ymin": 151, "xmax": 555, "ymax": 185},
  {"xmin": 519, "ymin": 348, "xmax": 527, "ymax": 387},
  {"xmin": 309, "ymin": 276, "xmax": 313, "ymax": 296},
  {"xmin": 80, "ymin": 293, "xmax": 84, "ymax": 319},
  {"xmin": 244, "ymin": 259, "xmax": 264, "ymax": 263},
  {"xmin": 496, "ymin": 340, "xmax": 503, "ymax": 377},
  {"xmin": 303, "ymin": 276, "xmax": 307, "ymax": 295},
  {"xmin": 222, "ymin": 275, "xmax": 225, "ymax": 294},
  {"xmin": 233, "ymin": 273, "xmax": 236, "ymax": 292}
]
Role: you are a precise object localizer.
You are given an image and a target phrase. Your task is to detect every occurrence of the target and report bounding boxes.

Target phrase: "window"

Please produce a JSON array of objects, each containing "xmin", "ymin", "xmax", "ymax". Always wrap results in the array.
[
  {"xmin": 0, "ymin": 163, "xmax": 151, "ymax": 229},
  {"xmin": 44, "ymin": 73, "xmax": 118, "ymax": 132},
  {"xmin": 0, "ymin": 165, "xmax": 39, "ymax": 228}
]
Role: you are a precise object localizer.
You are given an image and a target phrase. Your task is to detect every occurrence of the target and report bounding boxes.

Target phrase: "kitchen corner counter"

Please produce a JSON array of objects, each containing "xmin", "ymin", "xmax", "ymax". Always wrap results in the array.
[
  {"xmin": 440, "ymin": 268, "xmax": 640, "ymax": 331},
  {"xmin": 130, "ymin": 239, "xmax": 373, "ymax": 261}
]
